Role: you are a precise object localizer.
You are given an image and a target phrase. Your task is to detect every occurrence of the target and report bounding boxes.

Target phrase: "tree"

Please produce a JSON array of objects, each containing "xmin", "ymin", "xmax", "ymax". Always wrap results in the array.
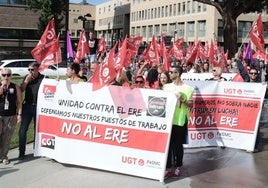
[
  {"xmin": 194, "ymin": 0, "xmax": 268, "ymax": 58},
  {"xmin": 23, "ymin": 0, "xmax": 67, "ymax": 36}
]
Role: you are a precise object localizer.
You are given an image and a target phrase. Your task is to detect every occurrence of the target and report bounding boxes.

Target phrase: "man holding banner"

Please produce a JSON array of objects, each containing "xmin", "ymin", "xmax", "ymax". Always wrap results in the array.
[{"xmin": 163, "ymin": 65, "xmax": 194, "ymax": 179}]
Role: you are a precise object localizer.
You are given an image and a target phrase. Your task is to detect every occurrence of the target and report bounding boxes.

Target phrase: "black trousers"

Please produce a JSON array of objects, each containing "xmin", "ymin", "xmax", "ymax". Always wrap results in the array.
[{"xmin": 166, "ymin": 122, "xmax": 188, "ymax": 168}]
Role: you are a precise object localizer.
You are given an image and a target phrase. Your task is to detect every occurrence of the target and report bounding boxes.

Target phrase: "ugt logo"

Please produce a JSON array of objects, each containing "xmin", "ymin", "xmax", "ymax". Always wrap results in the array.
[{"xmin": 41, "ymin": 134, "xmax": 55, "ymax": 149}]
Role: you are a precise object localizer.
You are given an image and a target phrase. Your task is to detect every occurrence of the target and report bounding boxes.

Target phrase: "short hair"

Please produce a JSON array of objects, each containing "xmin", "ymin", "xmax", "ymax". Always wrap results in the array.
[
  {"xmin": 171, "ymin": 65, "xmax": 183, "ymax": 75},
  {"xmin": 29, "ymin": 62, "xmax": 40, "ymax": 68}
]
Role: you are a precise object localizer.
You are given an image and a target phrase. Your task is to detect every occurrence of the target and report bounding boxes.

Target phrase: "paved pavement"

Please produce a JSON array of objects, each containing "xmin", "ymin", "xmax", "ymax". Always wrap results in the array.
[{"xmin": 1, "ymin": 125, "xmax": 268, "ymax": 188}]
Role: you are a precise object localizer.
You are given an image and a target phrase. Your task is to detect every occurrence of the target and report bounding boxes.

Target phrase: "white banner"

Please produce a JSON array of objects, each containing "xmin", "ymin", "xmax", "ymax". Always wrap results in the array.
[
  {"xmin": 34, "ymin": 79, "xmax": 177, "ymax": 182},
  {"xmin": 185, "ymin": 81, "xmax": 267, "ymax": 151}
]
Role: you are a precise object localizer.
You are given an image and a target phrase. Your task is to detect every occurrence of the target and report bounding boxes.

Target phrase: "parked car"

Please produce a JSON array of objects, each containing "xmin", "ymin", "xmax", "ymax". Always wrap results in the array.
[{"xmin": 0, "ymin": 59, "xmax": 67, "ymax": 77}]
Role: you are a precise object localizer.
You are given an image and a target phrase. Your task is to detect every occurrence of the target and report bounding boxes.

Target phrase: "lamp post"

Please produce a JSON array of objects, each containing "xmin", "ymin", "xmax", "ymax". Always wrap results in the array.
[
  {"xmin": 173, "ymin": 22, "xmax": 177, "ymax": 43},
  {"xmin": 78, "ymin": 13, "xmax": 92, "ymax": 31}
]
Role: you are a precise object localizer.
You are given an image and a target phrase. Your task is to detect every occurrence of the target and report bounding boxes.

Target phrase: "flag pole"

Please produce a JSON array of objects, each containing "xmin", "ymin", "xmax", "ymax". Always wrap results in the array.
[{"xmin": 237, "ymin": 32, "xmax": 250, "ymax": 57}]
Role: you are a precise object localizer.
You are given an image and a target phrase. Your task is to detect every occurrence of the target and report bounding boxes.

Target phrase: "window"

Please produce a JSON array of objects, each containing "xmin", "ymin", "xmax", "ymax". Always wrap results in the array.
[
  {"xmin": 198, "ymin": 20, "xmax": 206, "ymax": 37},
  {"xmin": 187, "ymin": 21, "xmax": 195, "ymax": 37},
  {"xmin": 148, "ymin": 25, "xmax": 153, "ymax": 37},
  {"xmin": 238, "ymin": 21, "xmax": 252, "ymax": 38},
  {"xmin": 192, "ymin": 1, "xmax": 196, "ymax": 13},
  {"xmin": 162, "ymin": 24, "xmax": 167, "ymax": 33},
  {"xmin": 203, "ymin": 4, "xmax": 207, "ymax": 11},
  {"xmin": 136, "ymin": 27, "xmax": 141, "ymax": 36},
  {"xmin": 173, "ymin": 4, "xmax": 177, "ymax": 15},
  {"xmin": 73, "ymin": 18, "xmax": 78, "ymax": 24},
  {"xmin": 161, "ymin": 6, "xmax": 164, "ymax": 17},
  {"xmin": 178, "ymin": 3, "xmax": 181, "ymax": 15},
  {"xmin": 187, "ymin": 1, "xmax": 190, "ymax": 14},
  {"xmin": 169, "ymin": 23, "xmax": 176, "ymax": 35},
  {"xmin": 178, "ymin": 22, "xmax": 185, "ymax": 37},
  {"xmin": 169, "ymin": 5, "xmax": 172, "ymax": 16},
  {"xmin": 182, "ymin": 2, "xmax": 185, "ymax": 14},
  {"xmin": 197, "ymin": 2, "xmax": 201, "ymax": 12},
  {"xmin": 155, "ymin": 25, "xmax": 160, "ymax": 36},
  {"xmin": 142, "ymin": 26, "xmax": 146, "ymax": 37},
  {"xmin": 165, "ymin": 6, "xmax": 168, "ymax": 17},
  {"xmin": 217, "ymin": 19, "xmax": 224, "ymax": 38},
  {"xmin": 131, "ymin": 27, "xmax": 135, "ymax": 35}
]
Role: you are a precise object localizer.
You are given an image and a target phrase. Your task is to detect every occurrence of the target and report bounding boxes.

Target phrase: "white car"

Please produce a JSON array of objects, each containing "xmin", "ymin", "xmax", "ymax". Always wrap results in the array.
[{"xmin": 0, "ymin": 59, "xmax": 67, "ymax": 77}]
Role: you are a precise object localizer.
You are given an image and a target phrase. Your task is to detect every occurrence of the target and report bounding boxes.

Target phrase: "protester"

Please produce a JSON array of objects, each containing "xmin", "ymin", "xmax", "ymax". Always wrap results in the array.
[
  {"xmin": 163, "ymin": 65, "xmax": 194, "ymax": 179},
  {"xmin": 201, "ymin": 61, "xmax": 210, "ymax": 73},
  {"xmin": 158, "ymin": 71, "xmax": 171, "ymax": 89},
  {"xmin": 0, "ymin": 69, "xmax": 22, "ymax": 164},
  {"xmin": 88, "ymin": 31, "xmax": 99, "ymax": 63},
  {"xmin": 79, "ymin": 63, "xmax": 88, "ymax": 82},
  {"xmin": 145, "ymin": 68, "xmax": 159, "ymax": 88},
  {"xmin": 18, "ymin": 62, "xmax": 45, "ymax": 160},
  {"xmin": 131, "ymin": 75, "xmax": 145, "ymax": 88},
  {"xmin": 66, "ymin": 63, "xmax": 85, "ymax": 83},
  {"xmin": 207, "ymin": 67, "xmax": 227, "ymax": 81}
]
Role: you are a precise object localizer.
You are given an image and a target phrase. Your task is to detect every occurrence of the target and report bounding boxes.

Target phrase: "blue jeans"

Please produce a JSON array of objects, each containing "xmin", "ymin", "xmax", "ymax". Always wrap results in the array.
[{"xmin": 18, "ymin": 103, "xmax": 37, "ymax": 155}]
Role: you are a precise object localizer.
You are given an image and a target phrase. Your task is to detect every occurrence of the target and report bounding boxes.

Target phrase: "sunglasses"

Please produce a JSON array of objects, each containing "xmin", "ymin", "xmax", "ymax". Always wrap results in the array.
[
  {"xmin": 135, "ymin": 80, "xmax": 144, "ymax": 84},
  {"xmin": 28, "ymin": 68, "xmax": 35, "ymax": 71},
  {"xmin": 212, "ymin": 70, "xmax": 216, "ymax": 72},
  {"xmin": 2, "ymin": 73, "xmax": 11, "ymax": 77},
  {"xmin": 169, "ymin": 71, "xmax": 178, "ymax": 74},
  {"xmin": 249, "ymin": 72, "xmax": 258, "ymax": 75}
]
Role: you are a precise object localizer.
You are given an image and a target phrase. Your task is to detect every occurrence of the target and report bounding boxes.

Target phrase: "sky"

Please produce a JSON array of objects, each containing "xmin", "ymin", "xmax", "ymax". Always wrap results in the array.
[{"xmin": 70, "ymin": 0, "xmax": 108, "ymax": 5}]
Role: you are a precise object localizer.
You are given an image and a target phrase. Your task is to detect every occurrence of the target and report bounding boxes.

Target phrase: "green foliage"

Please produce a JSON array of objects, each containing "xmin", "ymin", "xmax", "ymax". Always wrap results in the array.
[{"xmin": 24, "ymin": 0, "xmax": 67, "ymax": 36}]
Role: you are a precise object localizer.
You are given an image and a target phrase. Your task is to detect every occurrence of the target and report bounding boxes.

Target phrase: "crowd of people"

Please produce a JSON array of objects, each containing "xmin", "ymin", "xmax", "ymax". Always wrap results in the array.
[{"xmin": 0, "ymin": 31, "xmax": 267, "ymax": 182}]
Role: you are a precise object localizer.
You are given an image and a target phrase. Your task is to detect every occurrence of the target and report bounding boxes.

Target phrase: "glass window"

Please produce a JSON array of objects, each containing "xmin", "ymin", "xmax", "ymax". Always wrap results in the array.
[
  {"xmin": 142, "ymin": 26, "xmax": 146, "ymax": 38},
  {"xmin": 178, "ymin": 22, "xmax": 185, "ymax": 37},
  {"xmin": 217, "ymin": 19, "xmax": 224, "ymax": 37},
  {"xmin": 238, "ymin": 21, "xmax": 252, "ymax": 38},
  {"xmin": 187, "ymin": 1, "xmax": 190, "ymax": 14},
  {"xmin": 187, "ymin": 21, "xmax": 195, "ymax": 37},
  {"xmin": 178, "ymin": 3, "xmax": 181, "ymax": 15},
  {"xmin": 182, "ymin": 2, "xmax": 185, "ymax": 15},
  {"xmin": 198, "ymin": 20, "xmax": 206, "ymax": 37},
  {"xmin": 148, "ymin": 25, "xmax": 153, "ymax": 37}
]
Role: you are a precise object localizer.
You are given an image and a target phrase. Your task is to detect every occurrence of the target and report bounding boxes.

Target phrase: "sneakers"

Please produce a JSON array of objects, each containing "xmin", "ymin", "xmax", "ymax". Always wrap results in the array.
[
  {"xmin": 164, "ymin": 168, "xmax": 181, "ymax": 180},
  {"xmin": 172, "ymin": 167, "xmax": 181, "ymax": 178}
]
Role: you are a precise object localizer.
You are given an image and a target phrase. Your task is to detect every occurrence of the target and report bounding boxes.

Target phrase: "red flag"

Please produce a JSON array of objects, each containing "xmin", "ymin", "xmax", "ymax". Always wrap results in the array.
[
  {"xmin": 209, "ymin": 40, "xmax": 227, "ymax": 71},
  {"xmin": 143, "ymin": 35, "xmax": 160, "ymax": 65},
  {"xmin": 160, "ymin": 35, "xmax": 169, "ymax": 71},
  {"xmin": 97, "ymin": 36, "xmax": 107, "ymax": 54},
  {"xmin": 127, "ymin": 35, "xmax": 143, "ymax": 52},
  {"xmin": 31, "ymin": 19, "xmax": 59, "ymax": 63},
  {"xmin": 89, "ymin": 45, "xmax": 117, "ymax": 91},
  {"xmin": 168, "ymin": 38, "xmax": 185, "ymax": 60},
  {"xmin": 249, "ymin": 14, "xmax": 264, "ymax": 52},
  {"xmin": 74, "ymin": 29, "xmax": 89, "ymax": 63},
  {"xmin": 253, "ymin": 50, "xmax": 268, "ymax": 61},
  {"xmin": 185, "ymin": 42, "xmax": 198, "ymax": 65},
  {"xmin": 114, "ymin": 38, "xmax": 128, "ymax": 72},
  {"xmin": 39, "ymin": 35, "xmax": 62, "ymax": 71}
]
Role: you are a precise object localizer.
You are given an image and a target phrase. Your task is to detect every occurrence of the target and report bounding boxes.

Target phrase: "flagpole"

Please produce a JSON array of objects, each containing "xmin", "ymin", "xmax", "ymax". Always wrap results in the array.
[{"xmin": 237, "ymin": 32, "xmax": 250, "ymax": 57}]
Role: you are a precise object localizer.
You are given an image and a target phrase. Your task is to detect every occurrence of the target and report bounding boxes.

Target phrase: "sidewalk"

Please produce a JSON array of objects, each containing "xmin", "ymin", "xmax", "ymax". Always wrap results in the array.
[{"xmin": 1, "ymin": 126, "xmax": 268, "ymax": 188}]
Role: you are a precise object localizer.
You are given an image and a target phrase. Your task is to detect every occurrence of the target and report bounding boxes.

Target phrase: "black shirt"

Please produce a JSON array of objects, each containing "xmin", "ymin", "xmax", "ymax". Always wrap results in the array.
[{"xmin": 23, "ymin": 73, "xmax": 45, "ymax": 105}]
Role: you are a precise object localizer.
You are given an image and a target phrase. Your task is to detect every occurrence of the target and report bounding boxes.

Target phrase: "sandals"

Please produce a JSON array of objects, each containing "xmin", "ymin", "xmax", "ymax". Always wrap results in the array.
[{"xmin": 2, "ymin": 158, "xmax": 9, "ymax": 165}]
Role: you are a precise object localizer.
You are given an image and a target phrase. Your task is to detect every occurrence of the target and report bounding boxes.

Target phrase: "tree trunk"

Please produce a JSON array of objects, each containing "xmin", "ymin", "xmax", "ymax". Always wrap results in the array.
[{"xmin": 223, "ymin": 12, "xmax": 238, "ymax": 59}]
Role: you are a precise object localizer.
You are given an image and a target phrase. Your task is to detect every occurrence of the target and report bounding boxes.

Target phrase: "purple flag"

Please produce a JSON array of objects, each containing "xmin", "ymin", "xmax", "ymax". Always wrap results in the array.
[
  {"xmin": 66, "ymin": 30, "xmax": 74, "ymax": 58},
  {"xmin": 243, "ymin": 41, "xmax": 253, "ymax": 64}
]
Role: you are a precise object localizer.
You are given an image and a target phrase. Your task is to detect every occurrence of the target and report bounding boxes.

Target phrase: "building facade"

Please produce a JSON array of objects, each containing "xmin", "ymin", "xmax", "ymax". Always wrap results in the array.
[
  {"xmin": 92, "ymin": 0, "xmax": 268, "ymax": 49},
  {"xmin": 0, "ymin": 3, "xmax": 40, "ymax": 59}
]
